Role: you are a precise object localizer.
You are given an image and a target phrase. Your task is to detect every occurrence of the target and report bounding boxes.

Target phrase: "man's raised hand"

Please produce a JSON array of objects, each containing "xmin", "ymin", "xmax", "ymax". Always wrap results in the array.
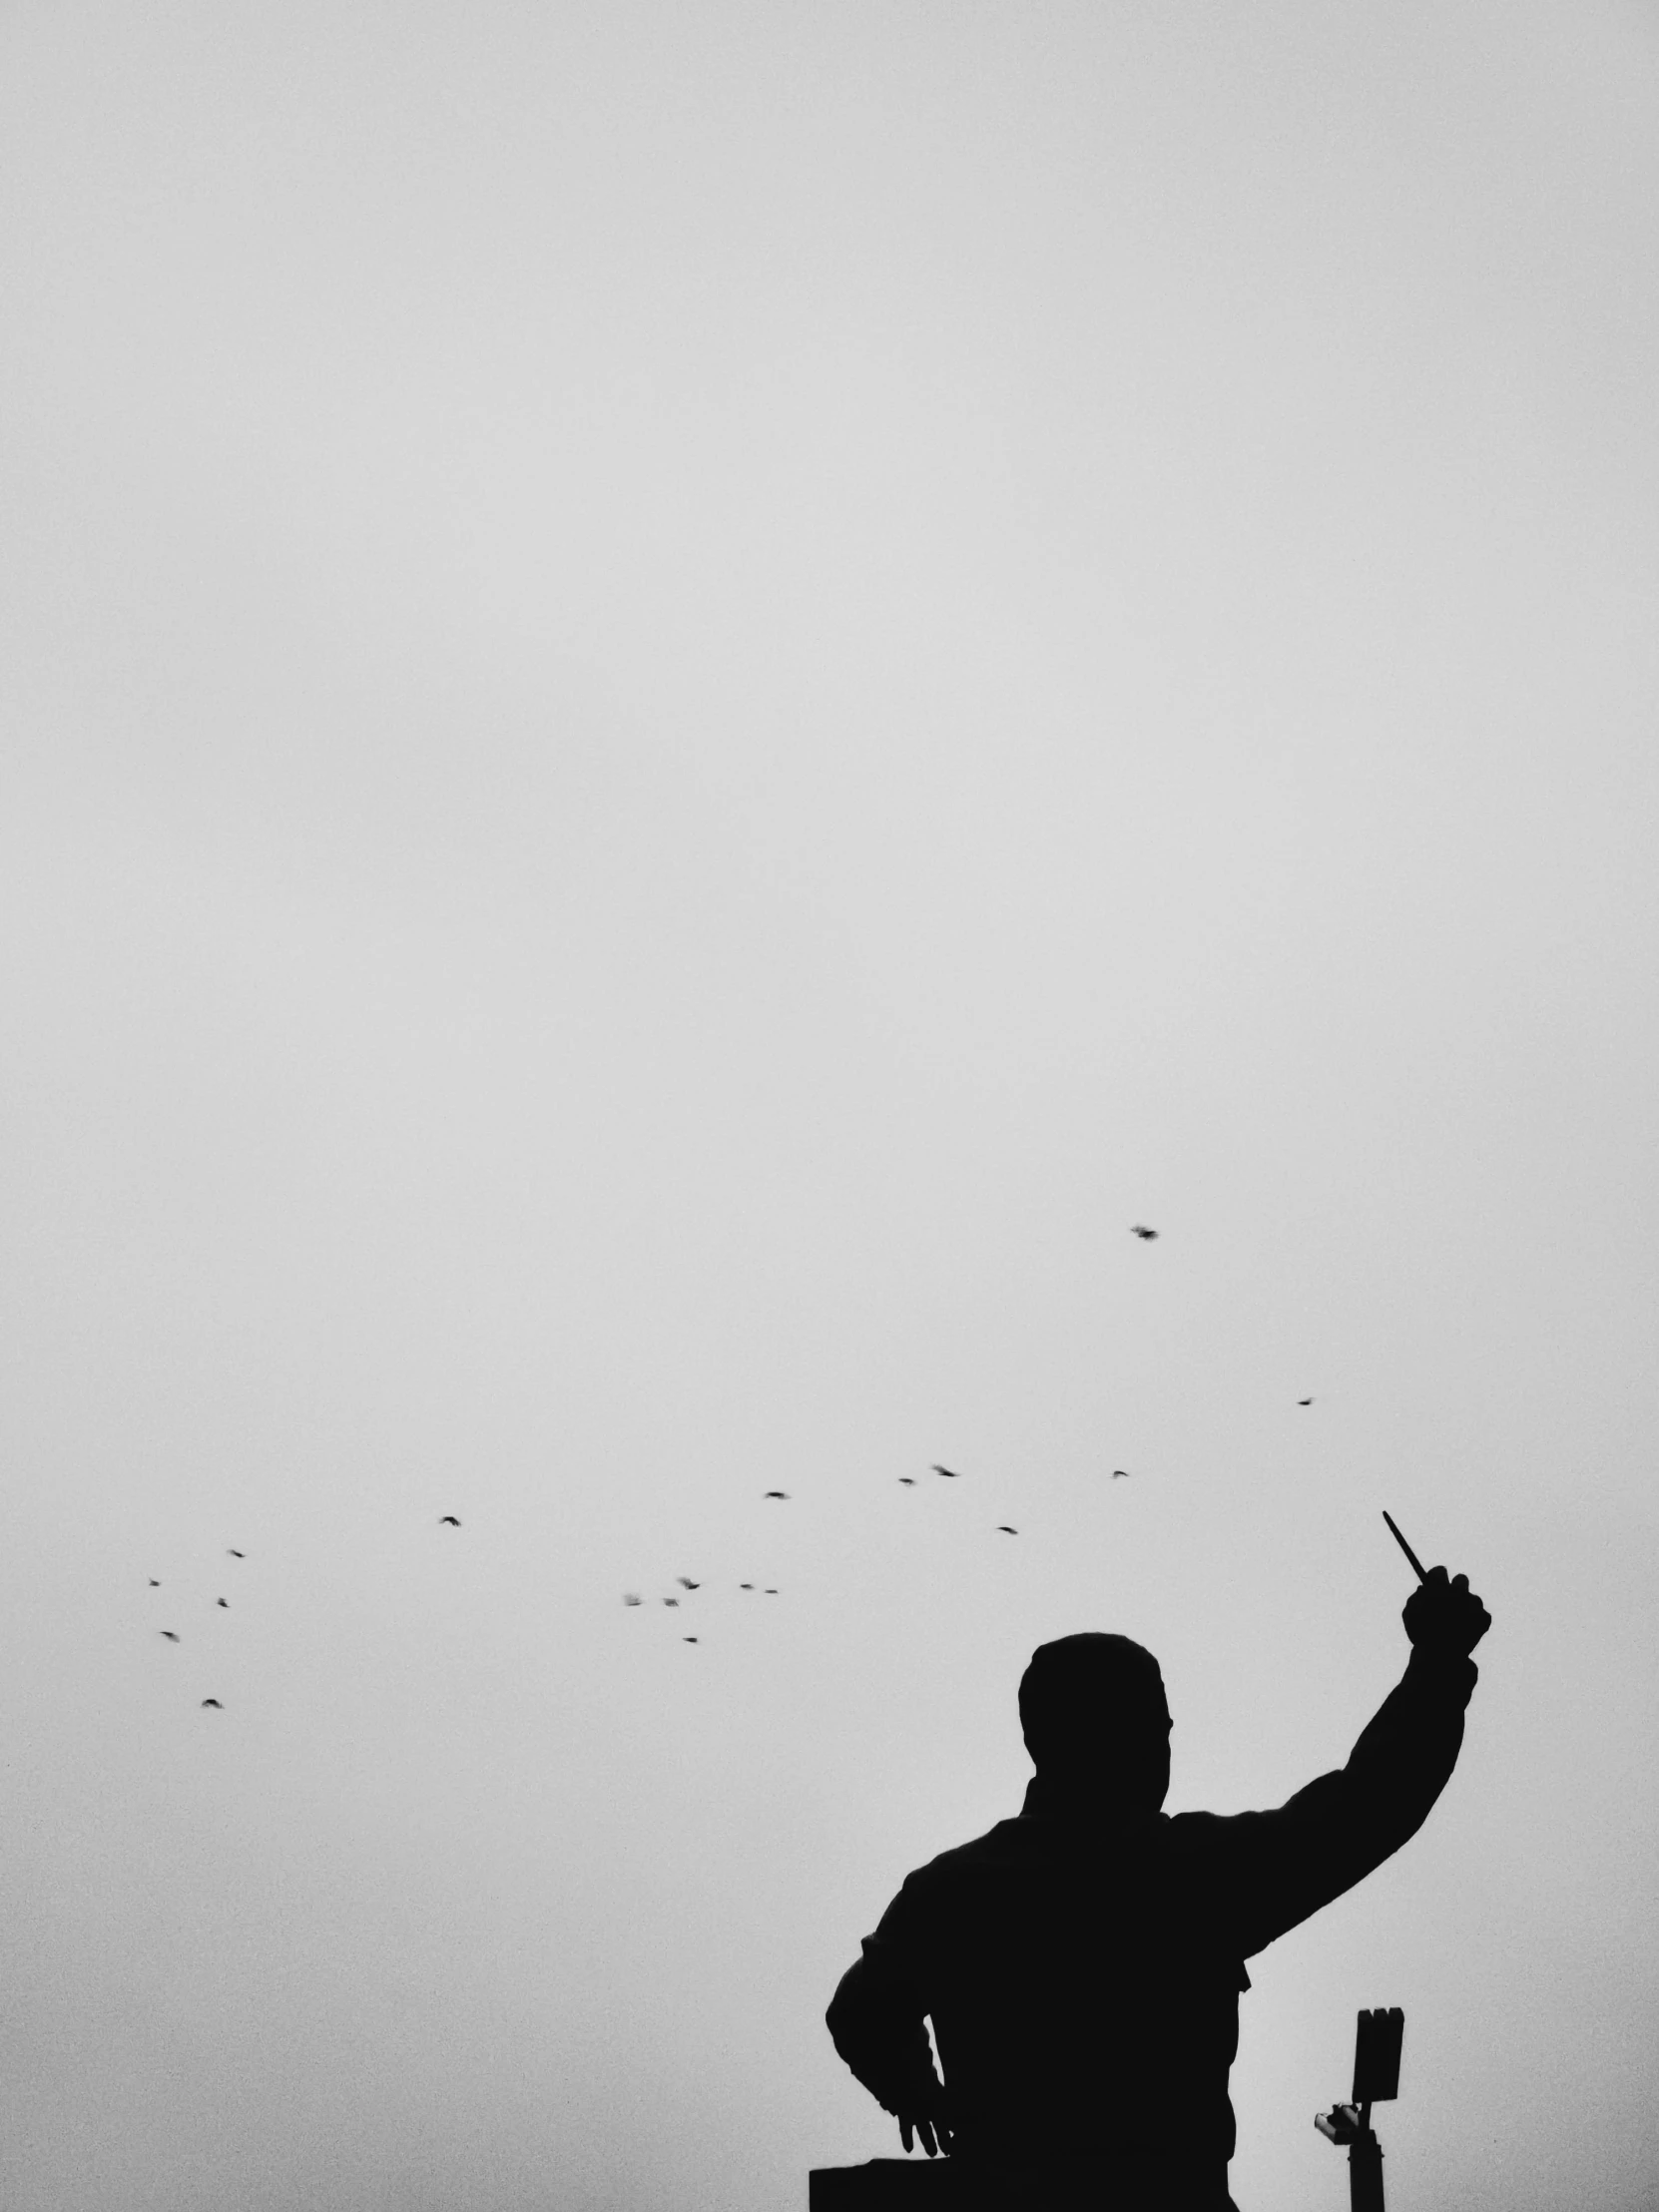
[{"xmin": 1404, "ymin": 1564, "xmax": 1491, "ymax": 1659}]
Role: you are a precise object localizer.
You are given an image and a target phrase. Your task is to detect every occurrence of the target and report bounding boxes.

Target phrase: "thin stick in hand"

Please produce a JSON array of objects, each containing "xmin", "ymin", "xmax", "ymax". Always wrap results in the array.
[{"xmin": 1382, "ymin": 1511, "xmax": 1428, "ymax": 1583}]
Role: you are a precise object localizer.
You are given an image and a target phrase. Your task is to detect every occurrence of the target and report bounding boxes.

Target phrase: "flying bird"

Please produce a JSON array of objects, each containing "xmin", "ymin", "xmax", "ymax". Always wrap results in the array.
[
  {"xmin": 996, "ymin": 1525, "xmax": 1018, "ymax": 1535},
  {"xmin": 438, "ymin": 1516, "xmax": 461, "ymax": 1527},
  {"xmin": 663, "ymin": 1597, "xmax": 680, "ymax": 1607},
  {"xmin": 160, "ymin": 1630, "xmax": 180, "ymax": 1642},
  {"xmin": 623, "ymin": 1594, "xmax": 643, "ymax": 1606},
  {"xmin": 763, "ymin": 1490, "xmax": 790, "ymax": 1499},
  {"xmin": 898, "ymin": 1477, "xmax": 916, "ymax": 1486},
  {"xmin": 739, "ymin": 1582, "xmax": 755, "ymax": 1590},
  {"xmin": 764, "ymin": 1587, "xmax": 779, "ymax": 1594},
  {"xmin": 217, "ymin": 1598, "xmax": 229, "ymax": 1608},
  {"xmin": 676, "ymin": 1577, "xmax": 700, "ymax": 1590},
  {"xmin": 1130, "ymin": 1226, "xmax": 1158, "ymax": 1241},
  {"xmin": 201, "ymin": 1698, "xmax": 223, "ymax": 1709},
  {"xmin": 1111, "ymin": 1469, "xmax": 1130, "ymax": 1479},
  {"xmin": 148, "ymin": 1579, "xmax": 161, "ymax": 1587},
  {"xmin": 683, "ymin": 1637, "xmax": 699, "ymax": 1644},
  {"xmin": 932, "ymin": 1465, "xmax": 961, "ymax": 1478},
  {"xmin": 1298, "ymin": 1398, "xmax": 1314, "ymax": 1406},
  {"xmin": 227, "ymin": 1549, "xmax": 245, "ymax": 1558}
]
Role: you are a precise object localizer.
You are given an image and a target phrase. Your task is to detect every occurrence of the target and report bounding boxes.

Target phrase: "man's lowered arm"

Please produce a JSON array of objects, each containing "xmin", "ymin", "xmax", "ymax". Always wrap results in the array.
[
  {"xmin": 827, "ymin": 1877, "xmax": 953, "ymax": 2156},
  {"xmin": 1203, "ymin": 1565, "xmax": 1491, "ymax": 1958}
]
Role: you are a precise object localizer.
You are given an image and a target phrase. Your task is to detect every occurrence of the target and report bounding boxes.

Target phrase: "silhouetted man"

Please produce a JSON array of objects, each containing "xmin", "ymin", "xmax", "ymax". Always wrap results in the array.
[{"xmin": 827, "ymin": 1564, "xmax": 1490, "ymax": 2210}]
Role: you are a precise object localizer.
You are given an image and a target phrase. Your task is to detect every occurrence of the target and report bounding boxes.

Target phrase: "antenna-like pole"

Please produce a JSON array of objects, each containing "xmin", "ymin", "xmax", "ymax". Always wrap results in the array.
[{"xmin": 1316, "ymin": 2008, "xmax": 1402, "ymax": 2212}]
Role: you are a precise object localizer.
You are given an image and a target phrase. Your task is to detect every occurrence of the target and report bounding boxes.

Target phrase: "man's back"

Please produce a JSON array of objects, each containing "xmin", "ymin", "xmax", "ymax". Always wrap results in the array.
[{"xmin": 887, "ymin": 1810, "xmax": 1250, "ymax": 2173}]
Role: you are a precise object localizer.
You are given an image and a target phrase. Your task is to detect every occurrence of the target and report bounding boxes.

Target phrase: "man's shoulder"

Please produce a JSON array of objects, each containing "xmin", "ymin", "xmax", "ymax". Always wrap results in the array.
[
  {"xmin": 1163, "ymin": 1806, "xmax": 1255, "ymax": 1864},
  {"xmin": 902, "ymin": 1817, "xmax": 1035, "ymax": 1886},
  {"xmin": 897, "ymin": 1809, "xmax": 1244, "ymax": 1899},
  {"xmin": 1165, "ymin": 1807, "xmax": 1235, "ymax": 1842}
]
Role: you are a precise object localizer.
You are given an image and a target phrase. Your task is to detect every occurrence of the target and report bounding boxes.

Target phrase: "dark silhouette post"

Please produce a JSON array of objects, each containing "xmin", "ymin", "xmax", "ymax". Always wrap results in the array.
[
  {"xmin": 822, "ymin": 1540, "xmax": 1488, "ymax": 2210},
  {"xmin": 1316, "ymin": 2006, "xmax": 1403, "ymax": 2212}
]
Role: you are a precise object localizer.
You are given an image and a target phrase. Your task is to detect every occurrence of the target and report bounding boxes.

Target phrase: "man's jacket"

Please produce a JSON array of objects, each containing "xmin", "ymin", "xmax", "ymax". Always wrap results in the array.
[{"xmin": 826, "ymin": 1646, "xmax": 1477, "ymax": 2184}]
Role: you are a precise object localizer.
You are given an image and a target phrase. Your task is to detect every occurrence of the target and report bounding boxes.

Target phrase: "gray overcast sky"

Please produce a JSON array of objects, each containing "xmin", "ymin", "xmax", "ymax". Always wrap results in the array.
[{"xmin": 2, "ymin": 5, "xmax": 1656, "ymax": 2209}]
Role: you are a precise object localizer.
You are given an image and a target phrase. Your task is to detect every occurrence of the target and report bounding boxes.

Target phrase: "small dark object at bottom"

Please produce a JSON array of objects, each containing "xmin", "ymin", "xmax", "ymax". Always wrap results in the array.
[
  {"xmin": 810, "ymin": 2165, "xmax": 955, "ymax": 2210},
  {"xmin": 1315, "ymin": 2007, "xmax": 1402, "ymax": 2212},
  {"xmin": 810, "ymin": 2159, "xmax": 1234, "ymax": 2210}
]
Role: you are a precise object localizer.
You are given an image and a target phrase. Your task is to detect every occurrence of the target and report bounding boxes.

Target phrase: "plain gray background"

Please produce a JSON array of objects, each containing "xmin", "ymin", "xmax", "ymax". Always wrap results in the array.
[{"xmin": 2, "ymin": 4, "xmax": 1655, "ymax": 2209}]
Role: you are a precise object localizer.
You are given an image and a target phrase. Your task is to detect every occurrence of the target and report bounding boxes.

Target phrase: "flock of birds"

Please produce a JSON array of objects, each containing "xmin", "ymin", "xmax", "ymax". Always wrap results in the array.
[
  {"xmin": 618, "ymin": 1227, "xmax": 1316, "ymax": 1647},
  {"xmin": 149, "ymin": 1548, "xmax": 249, "ymax": 1709},
  {"xmin": 148, "ymin": 1536, "xmax": 474, "ymax": 1712},
  {"xmin": 151, "ymin": 1229, "xmax": 1320, "ymax": 1688}
]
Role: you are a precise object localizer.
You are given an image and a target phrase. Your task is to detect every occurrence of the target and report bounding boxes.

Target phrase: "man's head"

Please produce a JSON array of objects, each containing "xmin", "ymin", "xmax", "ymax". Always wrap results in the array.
[{"xmin": 1018, "ymin": 1632, "xmax": 1172, "ymax": 1812}]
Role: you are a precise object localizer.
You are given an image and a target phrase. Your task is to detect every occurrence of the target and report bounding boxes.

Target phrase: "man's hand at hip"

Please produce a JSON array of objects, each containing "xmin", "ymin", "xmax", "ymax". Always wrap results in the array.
[{"xmin": 897, "ymin": 2091, "xmax": 953, "ymax": 2158}]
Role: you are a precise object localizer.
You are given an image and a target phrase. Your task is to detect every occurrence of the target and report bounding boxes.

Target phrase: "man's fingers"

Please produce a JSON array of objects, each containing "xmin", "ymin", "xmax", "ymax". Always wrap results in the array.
[{"xmin": 897, "ymin": 2107, "xmax": 952, "ymax": 2159}]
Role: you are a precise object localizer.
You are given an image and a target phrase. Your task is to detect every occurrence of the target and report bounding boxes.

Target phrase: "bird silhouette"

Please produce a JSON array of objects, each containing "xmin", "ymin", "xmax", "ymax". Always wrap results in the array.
[
  {"xmin": 1298, "ymin": 1397, "xmax": 1314, "ymax": 1406},
  {"xmin": 932, "ymin": 1465, "xmax": 961, "ymax": 1478},
  {"xmin": 1130, "ymin": 1225, "xmax": 1158, "ymax": 1241},
  {"xmin": 740, "ymin": 1582, "xmax": 755, "ymax": 1590},
  {"xmin": 763, "ymin": 1490, "xmax": 790, "ymax": 1499},
  {"xmin": 438, "ymin": 1516, "xmax": 461, "ymax": 1527},
  {"xmin": 683, "ymin": 1636, "xmax": 699, "ymax": 1644},
  {"xmin": 216, "ymin": 1598, "xmax": 229, "ymax": 1608},
  {"xmin": 160, "ymin": 1630, "xmax": 180, "ymax": 1642},
  {"xmin": 227, "ymin": 1549, "xmax": 245, "ymax": 1558},
  {"xmin": 898, "ymin": 1477, "xmax": 916, "ymax": 1486},
  {"xmin": 664, "ymin": 1597, "xmax": 680, "ymax": 1607},
  {"xmin": 1111, "ymin": 1469, "xmax": 1130, "ymax": 1479},
  {"xmin": 201, "ymin": 1698, "xmax": 223, "ymax": 1709},
  {"xmin": 996, "ymin": 1525, "xmax": 1018, "ymax": 1535},
  {"xmin": 677, "ymin": 1577, "xmax": 700, "ymax": 1590},
  {"xmin": 623, "ymin": 1594, "xmax": 643, "ymax": 1606},
  {"xmin": 148, "ymin": 1578, "xmax": 161, "ymax": 1587}
]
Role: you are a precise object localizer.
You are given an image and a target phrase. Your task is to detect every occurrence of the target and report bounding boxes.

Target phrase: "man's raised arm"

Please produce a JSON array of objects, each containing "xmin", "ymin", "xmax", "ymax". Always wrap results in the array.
[{"xmin": 1198, "ymin": 1565, "xmax": 1491, "ymax": 1959}]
